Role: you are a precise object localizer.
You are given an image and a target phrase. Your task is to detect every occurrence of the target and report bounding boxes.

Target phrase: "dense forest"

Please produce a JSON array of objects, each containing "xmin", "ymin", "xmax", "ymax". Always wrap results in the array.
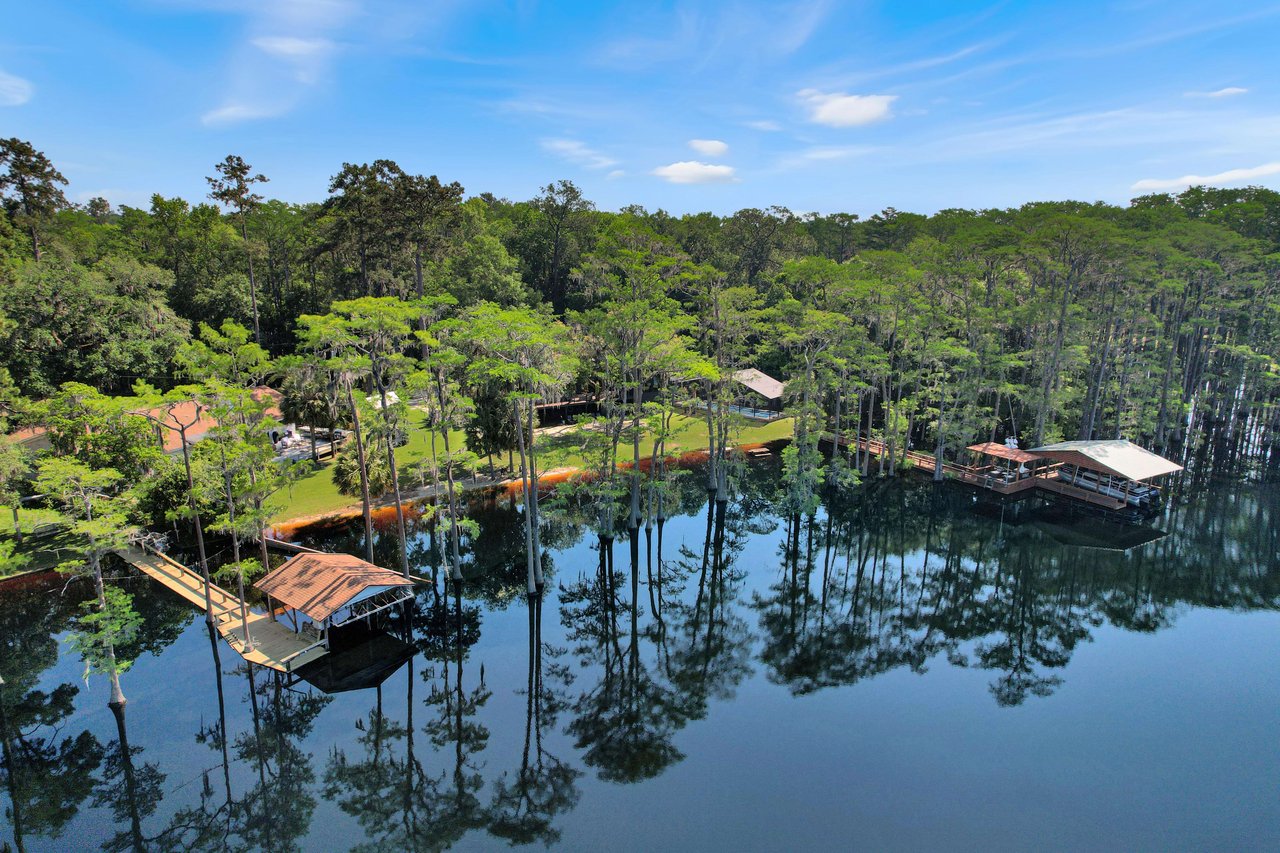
[{"xmin": 2, "ymin": 135, "xmax": 1278, "ymax": 595}]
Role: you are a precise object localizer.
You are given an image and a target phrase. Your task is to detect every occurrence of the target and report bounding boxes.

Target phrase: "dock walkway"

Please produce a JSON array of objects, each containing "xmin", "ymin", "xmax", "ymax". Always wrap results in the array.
[
  {"xmin": 116, "ymin": 545, "xmax": 329, "ymax": 673},
  {"xmin": 824, "ymin": 433, "xmax": 1129, "ymax": 511}
]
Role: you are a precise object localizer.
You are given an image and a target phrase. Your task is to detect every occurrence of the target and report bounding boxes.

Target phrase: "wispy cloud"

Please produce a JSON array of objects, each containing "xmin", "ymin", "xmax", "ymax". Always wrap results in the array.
[
  {"xmin": 199, "ymin": 0, "xmax": 360, "ymax": 126},
  {"xmin": 0, "ymin": 68, "xmax": 32, "ymax": 106},
  {"xmin": 744, "ymin": 119, "xmax": 782, "ymax": 131},
  {"xmin": 775, "ymin": 145, "xmax": 873, "ymax": 171},
  {"xmin": 813, "ymin": 40, "xmax": 1000, "ymax": 89},
  {"xmin": 202, "ymin": 103, "xmax": 284, "ymax": 126},
  {"xmin": 595, "ymin": 0, "xmax": 831, "ymax": 70},
  {"xmin": 1184, "ymin": 86, "xmax": 1248, "ymax": 98},
  {"xmin": 905, "ymin": 106, "xmax": 1220, "ymax": 162},
  {"xmin": 688, "ymin": 139, "xmax": 728, "ymax": 157},
  {"xmin": 1066, "ymin": 6, "xmax": 1280, "ymax": 59},
  {"xmin": 541, "ymin": 138, "xmax": 618, "ymax": 170},
  {"xmin": 252, "ymin": 35, "xmax": 334, "ymax": 58},
  {"xmin": 652, "ymin": 160, "xmax": 737, "ymax": 184},
  {"xmin": 798, "ymin": 89, "xmax": 897, "ymax": 127},
  {"xmin": 496, "ymin": 94, "xmax": 634, "ymax": 125},
  {"xmin": 1132, "ymin": 161, "xmax": 1280, "ymax": 191}
]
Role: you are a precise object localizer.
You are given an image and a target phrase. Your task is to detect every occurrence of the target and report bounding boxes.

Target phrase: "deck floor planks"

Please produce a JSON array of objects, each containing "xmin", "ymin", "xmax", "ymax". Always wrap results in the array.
[{"xmin": 116, "ymin": 545, "xmax": 328, "ymax": 673}]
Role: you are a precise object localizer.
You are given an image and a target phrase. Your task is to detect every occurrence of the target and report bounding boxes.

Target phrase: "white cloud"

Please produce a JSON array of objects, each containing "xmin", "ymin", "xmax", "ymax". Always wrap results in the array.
[
  {"xmin": 0, "ymin": 68, "xmax": 33, "ymax": 107},
  {"xmin": 797, "ymin": 89, "xmax": 896, "ymax": 127},
  {"xmin": 688, "ymin": 139, "xmax": 728, "ymax": 157},
  {"xmin": 651, "ymin": 161, "xmax": 737, "ymax": 184},
  {"xmin": 745, "ymin": 119, "xmax": 782, "ymax": 131},
  {"xmin": 541, "ymin": 138, "xmax": 618, "ymax": 170},
  {"xmin": 202, "ymin": 103, "xmax": 285, "ymax": 126},
  {"xmin": 1184, "ymin": 86, "xmax": 1248, "ymax": 98},
  {"xmin": 252, "ymin": 34, "xmax": 337, "ymax": 82},
  {"xmin": 252, "ymin": 35, "xmax": 335, "ymax": 58},
  {"xmin": 1132, "ymin": 161, "xmax": 1280, "ymax": 191},
  {"xmin": 607, "ymin": 169, "xmax": 626, "ymax": 180}
]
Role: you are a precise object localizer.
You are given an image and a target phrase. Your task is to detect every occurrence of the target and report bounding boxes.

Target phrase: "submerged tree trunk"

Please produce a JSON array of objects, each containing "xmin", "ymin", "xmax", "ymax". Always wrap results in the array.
[
  {"xmin": 178, "ymin": 425, "xmax": 214, "ymax": 626},
  {"xmin": 374, "ymin": 368, "xmax": 411, "ymax": 579},
  {"xmin": 84, "ymin": 496, "xmax": 128, "ymax": 707},
  {"xmin": 513, "ymin": 400, "xmax": 537, "ymax": 595},
  {"xmin": 703, "ymin": 378, "xmax": 717, "ymax": 493},
  {"xmin": 526, "ymin": 399, "xmax": 544, "ymax": 587},
  {"xmin": 222, "ymin": 466, "xmax": 254, "ymax": 654},
  {"xmin": 432, "ymin": 368, "xmax": 465, "ymax": 583},
  {"xmin": 0, "ymin": 682, "xmax": 28, "ymax": 853},
  {"xmin": 345, "ymin": 380, "xmax": 376, "ymax": 564},
  {"xmin": 108, "ymin": 701, "xmax": 146, "ymax": 852},
  {"xmin": 630, "ymin": 368, "xmax": 642, "ymax": 529}
]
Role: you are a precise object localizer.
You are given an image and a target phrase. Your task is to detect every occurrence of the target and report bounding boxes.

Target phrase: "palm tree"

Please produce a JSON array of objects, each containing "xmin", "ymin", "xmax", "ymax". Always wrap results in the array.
[{"xmin": 275, "ymin": 356, "xmax": 338, "ymax": 463}]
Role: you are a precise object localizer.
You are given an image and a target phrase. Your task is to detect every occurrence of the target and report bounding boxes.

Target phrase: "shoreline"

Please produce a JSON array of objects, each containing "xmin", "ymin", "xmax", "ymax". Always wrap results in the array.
[{"xmin": 268, "ymin": 442, "xmax": 781, "ymax": 538}]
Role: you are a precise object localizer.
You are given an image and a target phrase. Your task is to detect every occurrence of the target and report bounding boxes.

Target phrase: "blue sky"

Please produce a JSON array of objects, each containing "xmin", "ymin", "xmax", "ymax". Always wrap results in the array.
[{"xmin": 3, "ymin": 1, "xmax": 1279, "ymax": 216}]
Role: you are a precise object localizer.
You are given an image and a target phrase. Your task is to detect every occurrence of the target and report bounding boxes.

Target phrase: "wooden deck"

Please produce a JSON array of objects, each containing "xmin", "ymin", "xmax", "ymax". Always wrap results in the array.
[
  {"xmin": 824, "ymin": 433, "xmax": 1130, "ymax": 510},
  {"xmin": 116, "ymin": 545, "xmax": 329, "ymax": 673}
]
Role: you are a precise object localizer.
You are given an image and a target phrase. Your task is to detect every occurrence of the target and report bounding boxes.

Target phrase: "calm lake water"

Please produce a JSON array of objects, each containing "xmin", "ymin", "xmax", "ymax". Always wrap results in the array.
[{"xmin": 3, "ymin": 460, "xmax": 1279, "ymax": 851}]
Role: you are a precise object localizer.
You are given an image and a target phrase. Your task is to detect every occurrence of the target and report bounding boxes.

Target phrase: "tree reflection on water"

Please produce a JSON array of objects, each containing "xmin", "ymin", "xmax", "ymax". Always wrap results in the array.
[{"xmin": 2, "ymin": 466, "xmax": 1278, "ymax": 850}]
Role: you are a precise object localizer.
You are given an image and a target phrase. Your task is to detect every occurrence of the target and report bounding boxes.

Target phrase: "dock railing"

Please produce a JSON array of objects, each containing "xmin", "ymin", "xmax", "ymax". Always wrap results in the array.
[{"xmin": 821, "ymin": 432, "xmax": 1135, "ymax": 509}]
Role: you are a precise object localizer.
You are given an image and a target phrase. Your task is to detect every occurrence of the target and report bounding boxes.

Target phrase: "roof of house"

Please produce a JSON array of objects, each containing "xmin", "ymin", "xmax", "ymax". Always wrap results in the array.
[
  {"xmin": 5, "ymin": 386, "xmax": 283, "ymax": 455},
  {"xmin": 731, "ymin": 368, "xmax": 786, "ymax": 401},
  {"xmin": 1027, "ymin": 439, "xmax": 1183, "ymax": 482},
  {"xmin": 967, "ymin": 442, "xmax": 1040, "ymax": 463},
  {"xmin": 255, "ymin": 552, "xmax": 413, "ymax": 622}
]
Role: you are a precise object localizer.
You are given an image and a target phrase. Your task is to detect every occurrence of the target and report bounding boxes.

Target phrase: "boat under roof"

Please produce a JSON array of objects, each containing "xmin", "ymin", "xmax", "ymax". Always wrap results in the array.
[{"xmin": 1027, "ymin": 439, "xmax": 1183, "ymax": 482}]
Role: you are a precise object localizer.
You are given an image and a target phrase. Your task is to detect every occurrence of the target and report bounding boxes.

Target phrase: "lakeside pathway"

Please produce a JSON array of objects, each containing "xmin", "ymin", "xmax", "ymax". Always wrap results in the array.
[{"xmin": 115, "ymin": 545, "xmax": 329, "ymax": 673}]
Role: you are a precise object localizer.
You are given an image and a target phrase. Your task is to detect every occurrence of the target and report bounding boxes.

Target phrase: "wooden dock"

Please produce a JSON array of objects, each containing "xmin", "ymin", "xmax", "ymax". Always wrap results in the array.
[
  {"xmin": 115, "ymin": 545, "xmax": 329, "ymax": 673},
  {"xmin": 825, "ymin": 433, "xmax": 1129, "ymax": 511}
]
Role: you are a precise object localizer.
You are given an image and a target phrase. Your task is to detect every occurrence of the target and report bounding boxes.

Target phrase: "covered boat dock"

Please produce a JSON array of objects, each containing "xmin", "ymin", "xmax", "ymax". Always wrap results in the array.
[
  {"xmin": 825, "ymin": 433, "xmax": 1182, "ymax": 516},
  {"xmin": 255, "ymin": 552, "xmax": 416, "ymax": 659},
  {"xmin": 1027, "ymin": 439, "xmax": 1183, "ymax": 511}
]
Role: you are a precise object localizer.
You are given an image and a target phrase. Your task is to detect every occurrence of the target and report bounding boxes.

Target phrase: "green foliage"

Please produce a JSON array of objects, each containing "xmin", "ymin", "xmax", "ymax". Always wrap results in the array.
[
  {"xmin": 778, "ymin": 442, "xmax": 824, "ymax": 517},
  {"xmin": 69, "ymin": 585, "xmax": 142, "ymax": 678},
  {"xmin": 0, "ymin": 537, "xmax": 30, "ymax": 577},
  {"xmin": 333, "ymin": 445, "xmax": 391, "ymax": 498},
  {"xmin": 436, "ymin": 231, "xmax": 530, "ymax": 307},
  {"xmin": 131, "ymin": 451, "xmax": 221, "ymax": 528},
  {"xmin": 0, "ymin": 437, "xmax": 30, "ymax": 510},
  {"xmin": 180, "ymin": 319, "xmax": 271, "ymax": 386},
  {"xmin": 0, "ymin": 137, "xmax": 68, "ymax": 260},
  {"xmin": 214, "ymin": 556, "xmax": 264, "ymax": 587},
  {"xmin": 0, "ymin": 254, "xmax": 190, "ymax": 396},
  {"xmin": 35, "ymin": 456, "xmax": 134, "ymax": 547},
  {"xmin": 37, "ymin": 382, "xmax": 162, "ymax": 478}
]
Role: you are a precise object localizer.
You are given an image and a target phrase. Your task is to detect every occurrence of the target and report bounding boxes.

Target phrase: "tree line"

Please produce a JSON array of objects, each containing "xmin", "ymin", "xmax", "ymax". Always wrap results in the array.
[{"xmin": 3, "ymin": 135, "xmax": 1279, "ymax": 600}]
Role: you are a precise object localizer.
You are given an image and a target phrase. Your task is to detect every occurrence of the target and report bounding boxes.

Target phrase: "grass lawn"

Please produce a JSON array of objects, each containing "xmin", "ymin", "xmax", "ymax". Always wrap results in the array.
[
  {"xmin": 0, "ymin": 504, "xmax": 64, "ymax": 535},
  {"xmin": 268, "ymin": 409, "xmax": 795, "ymax": 523},
  {"xmin": 1, "ymin": 504, "xmax": 83, "ymax": 576},
  {"xmin": 268, "ymin": 411, "xmax": 471, "ymax": 521}
]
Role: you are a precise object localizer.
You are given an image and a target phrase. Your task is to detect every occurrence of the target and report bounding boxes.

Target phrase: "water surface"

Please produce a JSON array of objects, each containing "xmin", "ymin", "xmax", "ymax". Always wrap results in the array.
[{"xmin": 3, "ymin": 462, "xmax": 1278, "ymax": 851}]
